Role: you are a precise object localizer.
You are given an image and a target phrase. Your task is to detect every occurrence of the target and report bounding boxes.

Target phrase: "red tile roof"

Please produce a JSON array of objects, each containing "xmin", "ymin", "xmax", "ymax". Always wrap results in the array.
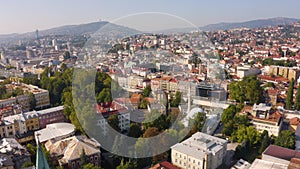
[{"xmin": 263, "ymin": 145, "xmax": 300, "ymax": 161}]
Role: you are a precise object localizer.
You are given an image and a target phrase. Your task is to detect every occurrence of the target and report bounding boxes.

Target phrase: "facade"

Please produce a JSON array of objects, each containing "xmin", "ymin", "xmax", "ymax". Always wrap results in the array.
[
  {"xmin": 236, "ymin": 65, "xmax": 261, "ymax": 79},
  {"xmin": 96, "ymin": 102, "xmax": 130, "ymax": 134},
  {"xmin": 37, "ymin": 106, "xmax": 66, "ymax": 128},
  {"xmin": 45, "ymin": 135, "xmax": 101, "ymax": 169},
  {"xmin": 250, "ymin": 104, "xmax": 283, "ymax": 137},
  {"xmin": 171, "ymin": 132, "xmax": 227, "ymax": 169},
  {"xmin": 0, "ymin": 83, "xmax": 50, "ymax": 111},
  {"xmin": 269, "ymin": 66, "xmax": 300, "ymax": 81}
]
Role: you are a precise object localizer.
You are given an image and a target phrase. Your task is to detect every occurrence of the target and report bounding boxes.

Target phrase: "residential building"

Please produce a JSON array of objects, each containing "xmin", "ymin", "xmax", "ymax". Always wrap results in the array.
[
  {"xmin": 37, "ymin": 106, "xmax": 66, "ymax": 128},
  {"xmin": 250, "ymin": 104, "xmax": 283, "ymax": 137},
  {"xmin": 0, "ymin": 138, "xmax": 31, "ymax": 169},
  {"xmin": 96, "ymin": 101, "xmax": 130, "ymax": 134},
  {"xmin": 236, "ymin": 65, "xmax": 261, "ymax": 79},
  {"xmin": 45, "ymin": 135, "xmax": 101, "ymax": 169},
  {"xmin": 171, "ymin": 132, "xmax": 227, "ymax": 169}
]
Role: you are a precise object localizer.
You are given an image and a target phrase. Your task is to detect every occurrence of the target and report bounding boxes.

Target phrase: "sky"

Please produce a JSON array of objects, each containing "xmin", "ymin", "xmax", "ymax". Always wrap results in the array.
[{"xmin": 1, "ymin": 0, "xmax": 300, "ymax": 34}]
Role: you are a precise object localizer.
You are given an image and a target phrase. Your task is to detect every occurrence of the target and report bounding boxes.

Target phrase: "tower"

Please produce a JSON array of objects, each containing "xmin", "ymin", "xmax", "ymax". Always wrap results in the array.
[{"xmin": 36, "ymin": 29, "xmax": 39, "ymax": 41}]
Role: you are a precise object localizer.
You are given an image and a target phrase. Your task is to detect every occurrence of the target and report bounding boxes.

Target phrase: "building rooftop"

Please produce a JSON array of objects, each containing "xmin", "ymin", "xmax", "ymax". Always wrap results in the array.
[
  {"xmin": 249, "ymin": 159, "xmax": 287, "ymax": 169},
  {"xmin": 171, "ymin": 132, "xmax": 227, "ymax": 158},
  {"xmin": 35, "ymin": 123, "xmax": 75, "ymax": 143},
  {"xmin": 37, "ymin": 106, "xmax": 64, "ymax": 115},
  {"xmin": 45, "ymin": 135, "xmax": 100, "ymax": 164},
  {"xmin": 263, "ymin": 145, "xmax": 300, "ymax": 161}
]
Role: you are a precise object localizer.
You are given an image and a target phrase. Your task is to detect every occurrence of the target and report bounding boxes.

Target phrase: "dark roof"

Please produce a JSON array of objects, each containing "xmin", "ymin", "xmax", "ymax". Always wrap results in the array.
[{"xmin": 263, "ymin": 145, "xmax": 300, "ymax": 161}]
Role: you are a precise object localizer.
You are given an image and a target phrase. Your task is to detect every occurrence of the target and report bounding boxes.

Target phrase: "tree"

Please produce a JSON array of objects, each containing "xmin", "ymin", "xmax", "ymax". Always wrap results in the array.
[
  {"xmin": 139, "ymin": 99, "xmax": 149, "ymax": 109},
  {"xmin": 107, "ymin": 114, "xmax": 120, "ymax": 132},
  {"xmin": 83, "ymin": 163, "xmax": 102, "ymax": 169},
  {"xmin": 295, "ymin": 84, "xmax": 300, "ymax": 110},
  {"xmin": 116, "ymin": 160, "xmax": 137, "ymax": 169},
  {"xmin": 286, "ymin": 79, "xmax": 295, "ymax": 110},
  {"xmin": 232, "ymin": 126, "xmax": 260, "ymax": 146},
  {"xmin": 96, "ymin": 88, "xmax": 112, "ymax": 103},
  {"xmin": 22, "ymin": 161, "xmax": 34, "ymax": 168},
  {"xmin": 259, "ymin": 130, "xmax": 271, "ymax": 154},
  {"xmin": 229, "ymin": 76, "xmax": 263, "ymax": 104},
  {"xmin": 29, "ymin": 93, "xmax": 36, "ymax": 110},
  {"xmin": 275, "ymin": 130, "xmax": 295, "ymax": 149},
  {"xmin": 221, "ymin": 105, "xmax": 237, "ymax": 123},
  {"xmin": 171, "ymin": 91, "xmax": 181, "ymax": 107},
  {"xmin": 189, "ymin": 112, "xmax": 206, "ymax": 132},
  {"xmin": 0, "ymin": 84, "xmax": 6, "ymax": 99},
  {"xmin": 128, "ymin": 123, "xmax": 142, "ymax": 138},
  {"xmin": 142, "ymin": 86, "xmax": 151, "ymax": 97},
  {"xmin": 143, "ymin": 127, "xmax": 160, "ymax": 138}
]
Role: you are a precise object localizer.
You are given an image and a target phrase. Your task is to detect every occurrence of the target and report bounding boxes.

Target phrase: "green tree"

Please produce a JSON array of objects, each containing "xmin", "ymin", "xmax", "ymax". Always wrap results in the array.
[
  {"xmin": 259, "ymin": 130, "xmax": 271, "ymax": 154},
  {"xmin": 96, "ymin": 88, "xmax": 112, "ymax": 103},
  {"xmin": 108, "ymin": 114, "xmax": 120, "ymax": 132},
  {"xmin": 232, "ymin": 126, "xmax": 260, "ymax": 146},
  {"xmin": 117, "ymin": 160, "xmax": 138, "ymax": 169},
  {"xmin": 189, "ymin": 112, "xmax": 206, "ymax": 132},
  {"xmin": 128, "ymin": 123, "xmax": 142, "ymax": 138},
  {"xmin": 229, "ymin": 76, "xmax": 263, "ymax": 104},
  {"xmin": 275, "ymin": 130, "xmax": 295, "ymax": 149},
  {"xmin": 171, "ymin": 91, "xmax": 181, "ymax": 107},
  {"xmin": 139, "ymin": 99, "xmax": 149, "ymax": 109},
  {"xmin": 22, "ymin": 161, "xmax": 34, "ymax": 168},
  {"xmin": 295, "ymin": 84, "xmax": 300, "ymax": 110},
  {"xmin": 83, "ymin": 163, "xmax": 102, "ymax": 169},
  {"xmin": 221, "ymin": 105, "xmax": 237, "ymax": 123},
  {"xmin": 0, "ymin": 84, "xmax": 6, "ymax": 99},
  {"xmin": 142, "ymin": 86, "xmax": 152, "ymax": 97},
  {"xmin": 286, "ymin": 79, "xmax": 295, "ymax": 110}
]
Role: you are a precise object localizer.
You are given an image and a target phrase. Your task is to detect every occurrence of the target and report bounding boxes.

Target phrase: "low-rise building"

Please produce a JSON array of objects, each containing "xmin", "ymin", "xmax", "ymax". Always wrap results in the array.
[
  {"xmin": 0, "ymin": 138, "xmax": 31, "ymax": 169},
  {"xmin": 171, "ymin": 132, "xmax": 227, "ymax": 169},
  {"xmin": 45, "ymin": 135, "xmax": 101, "ymax": 169}
]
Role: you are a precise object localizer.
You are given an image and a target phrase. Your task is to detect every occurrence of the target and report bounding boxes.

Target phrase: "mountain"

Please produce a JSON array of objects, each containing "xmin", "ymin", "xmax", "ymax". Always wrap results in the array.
[
  {"xmin": 0, "ymin": 21, "xmax": 140, "ymax": 43},
  {"xmin": 200, "ymin": 17, "xmax": 300, "ymax": 31},
  {"xmin": 1, "ymin": 17, "xmax": 300, "ymax": 43}
]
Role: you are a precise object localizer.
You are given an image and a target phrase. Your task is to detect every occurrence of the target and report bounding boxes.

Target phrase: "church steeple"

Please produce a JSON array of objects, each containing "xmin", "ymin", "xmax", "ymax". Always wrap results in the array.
[{"xmin": 36, "ymin": 135, "xmax": 50, "ymax": 169}]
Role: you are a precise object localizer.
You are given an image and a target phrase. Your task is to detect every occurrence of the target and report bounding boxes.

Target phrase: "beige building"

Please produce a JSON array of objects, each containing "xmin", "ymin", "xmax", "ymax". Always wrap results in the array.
[
  {"xmin": 269, "ymin": 66, "xmax": 300, "ymax": 81},
  {"xmin": 45, "ymin": 135, "xmax": 101, "ymax": 169},
  {"xmin": 0, "ymin": 83, "xmax": 50, "ymax": 111},
  {"xmin": 171, "ymin": 132, "xmax": 227, "ymax": 169}
]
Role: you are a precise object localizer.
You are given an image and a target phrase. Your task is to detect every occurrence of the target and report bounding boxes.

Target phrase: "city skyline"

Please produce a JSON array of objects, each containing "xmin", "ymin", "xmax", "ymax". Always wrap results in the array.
[{"xmin": 1, "ymin": 0, "xmax": 300, "ymax": 34}]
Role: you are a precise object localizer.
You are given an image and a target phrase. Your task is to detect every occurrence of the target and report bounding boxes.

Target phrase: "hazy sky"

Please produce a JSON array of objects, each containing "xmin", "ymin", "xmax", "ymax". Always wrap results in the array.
[{"xmin": 1, "ymin": 0, "xmax": 300, "ymax": 34}]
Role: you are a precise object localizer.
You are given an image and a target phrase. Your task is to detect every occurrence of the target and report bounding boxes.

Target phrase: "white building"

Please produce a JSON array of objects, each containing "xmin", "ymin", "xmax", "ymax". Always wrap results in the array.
[
  {"xmin": 96, "ymin": 102, "xmax": 130, "ymax": 134},
  {"xmin": 236, "ymin": 65, "xmax": 261, "ymax": 79},
  {"xmin": 171, "ymin": 132, "xmax": 227, "ymax": 169}
]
